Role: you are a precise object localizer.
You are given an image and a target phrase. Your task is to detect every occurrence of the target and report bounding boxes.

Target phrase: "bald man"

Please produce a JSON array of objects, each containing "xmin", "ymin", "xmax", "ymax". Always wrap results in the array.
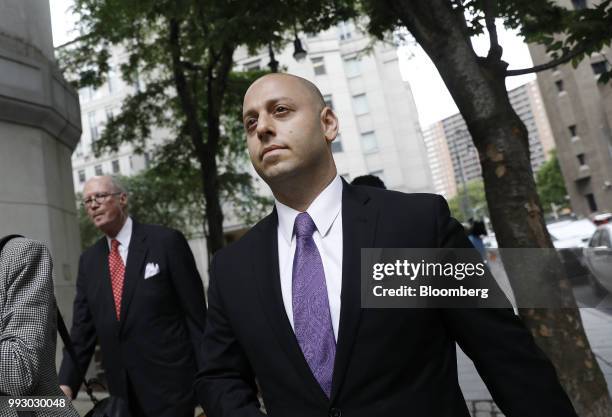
[
  {"xmin": 58, "ymin": 176, "xmax": 206, "ymax": 417},
  {"xmin": 195, "ymin": 74, "xmax": 577, "ymax": 417}
]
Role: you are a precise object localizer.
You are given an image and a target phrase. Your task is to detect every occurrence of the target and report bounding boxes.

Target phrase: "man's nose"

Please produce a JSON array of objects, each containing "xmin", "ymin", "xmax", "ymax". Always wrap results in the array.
[
  {"xmin": 88, "ymin": 200, "xmax": 101, "ymax": 211},
  {"xmin": 256, "ymin": 113, "xmax": 274, "ymax": 140}
]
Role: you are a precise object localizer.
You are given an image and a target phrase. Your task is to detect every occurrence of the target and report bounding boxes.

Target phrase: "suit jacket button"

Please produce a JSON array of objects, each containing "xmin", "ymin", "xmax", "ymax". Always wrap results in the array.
[{"xmin": 329, "ymin": 408, "xmax": 341, "ymax": 417}]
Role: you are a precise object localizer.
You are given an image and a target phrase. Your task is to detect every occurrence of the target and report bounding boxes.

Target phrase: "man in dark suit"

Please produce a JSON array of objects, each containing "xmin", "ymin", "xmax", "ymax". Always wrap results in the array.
[
  {"xmin": 195, "ymin": 73, "xmax": 578, "ymax": 417},
  {"xmin": 59, "ymin": 175, "xmax": 207, "ymax": 417}
]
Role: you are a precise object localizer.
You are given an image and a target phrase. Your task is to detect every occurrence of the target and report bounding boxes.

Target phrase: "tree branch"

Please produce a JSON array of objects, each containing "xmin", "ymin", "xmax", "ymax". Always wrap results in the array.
[
  {"xmin": 168, "ymin": 18, "xmax": 205, "ymax": 158},
  {"xmin": 484, "ymin": 0, "xmax": 502, "ymax": 61},
  {"xmin": 506, "ymin": 43, "xmax": 589, "ymax": 76}
]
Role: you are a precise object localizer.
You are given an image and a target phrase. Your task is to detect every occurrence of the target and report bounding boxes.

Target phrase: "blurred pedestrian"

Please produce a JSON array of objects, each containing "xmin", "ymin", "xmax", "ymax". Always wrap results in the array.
[
  {"xmin": 351, "ymin": 174, "xmax": 386, "ymax": 189},
  {"xmin": 58, "ymin": 175, "xmax": 207, "ymax": 417},
  {"xmin": 0, "ymin": 235, "xmax": 79, "ymax": 416},
  {"xmin": 467, "ymin": 218, "xmax": 487, "ymax": 260}
]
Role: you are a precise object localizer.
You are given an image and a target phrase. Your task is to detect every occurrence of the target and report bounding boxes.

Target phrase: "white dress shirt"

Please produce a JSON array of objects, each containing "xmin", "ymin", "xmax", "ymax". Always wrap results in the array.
[
  {"xmin": 106, "ymin": 216, "xmax": 132, "ymax": 265},
  {"xmin": 276, "ymin": 176, "xmax": 343, "ymax": 341}
]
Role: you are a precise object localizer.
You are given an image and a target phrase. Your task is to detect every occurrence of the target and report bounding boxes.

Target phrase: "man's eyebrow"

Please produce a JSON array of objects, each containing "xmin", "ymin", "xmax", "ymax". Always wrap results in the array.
[{"xmin": 243, "ymin": 96, "xmax": 297, "ymax": 120}]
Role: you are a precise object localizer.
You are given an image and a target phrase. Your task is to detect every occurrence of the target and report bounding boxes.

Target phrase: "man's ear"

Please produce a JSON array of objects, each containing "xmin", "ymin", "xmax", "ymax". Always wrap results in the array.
[
  {"xmin": 321, "ymin": 107, "xmax": 339, "ymax": 143},
  {"xmin": 119, "ymin": 192, "xmax": 128, "ymax": 209}
]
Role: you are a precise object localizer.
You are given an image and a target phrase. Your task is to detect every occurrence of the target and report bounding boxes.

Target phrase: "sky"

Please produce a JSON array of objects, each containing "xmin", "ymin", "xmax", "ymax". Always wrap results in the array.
[{"xmin": 49, "ymin": 0, "xmax": 535, "ymax": 128}]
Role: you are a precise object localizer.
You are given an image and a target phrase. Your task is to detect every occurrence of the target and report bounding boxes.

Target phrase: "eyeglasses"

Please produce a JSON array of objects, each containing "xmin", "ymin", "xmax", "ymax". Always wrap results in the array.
[{"xmin": 83, "ymin": 192, "xmax": 122, "ymax": 208}]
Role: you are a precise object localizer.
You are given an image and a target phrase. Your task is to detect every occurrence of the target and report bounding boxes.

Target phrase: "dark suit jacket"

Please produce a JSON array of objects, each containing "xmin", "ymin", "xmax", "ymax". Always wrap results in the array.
[
  {"xmin": 59, "ymin": 221, "xmax": 207, "ymax": 417},
  {"xmin": 195, "ymin": 182, "xmax": 577, "ymax": 417}
]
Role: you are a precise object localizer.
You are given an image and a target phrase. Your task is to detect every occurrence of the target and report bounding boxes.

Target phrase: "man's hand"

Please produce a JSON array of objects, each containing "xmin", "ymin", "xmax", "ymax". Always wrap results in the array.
[{"xmin": 60, "ymin": 385, "xmax": 73, "ymax": 399}]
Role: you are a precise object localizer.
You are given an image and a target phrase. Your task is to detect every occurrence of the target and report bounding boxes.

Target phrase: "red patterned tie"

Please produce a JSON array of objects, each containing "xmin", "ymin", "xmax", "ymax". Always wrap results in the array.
[{"xmin": 108, "ymin": 239, "xmax": 125, "ymax": 320}]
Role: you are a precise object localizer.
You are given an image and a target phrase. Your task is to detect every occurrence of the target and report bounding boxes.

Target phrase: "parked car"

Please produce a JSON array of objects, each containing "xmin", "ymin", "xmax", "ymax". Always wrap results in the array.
[
  {"xmin": 547, "ymin": 218, "xmax": 596, "ymax": 249},
  {"xmin": 547, "ymin": 219, "xmax": 596, "ymax": 284},
  {"xmin": 583, "ymin": 224, "xmax": 612, "ymax": 296},
  {"xmin": 478, "ymin": 220, "xmax": 595, "ymax": 284}
]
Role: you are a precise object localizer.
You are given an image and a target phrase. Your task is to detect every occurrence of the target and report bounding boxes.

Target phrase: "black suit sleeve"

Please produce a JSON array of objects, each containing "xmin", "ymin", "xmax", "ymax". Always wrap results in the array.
[
  {"xmin": 58, "ymin": 254, "xmax": 98, "ymax": 397},
  {"xmin": 195, "ymin": 255, "xmax": 264, "ymax": 417},
  {"xmin": 166, "ymin": 230, "xmax": 207, "ymax": 368},
  {"xmin": 433, "ymin": 195, "xmax": 578, "ymax": 417}
]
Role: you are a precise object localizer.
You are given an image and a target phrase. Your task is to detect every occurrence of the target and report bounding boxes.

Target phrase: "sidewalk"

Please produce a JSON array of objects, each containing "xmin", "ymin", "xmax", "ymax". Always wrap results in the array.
[{"xmin": 458, "ymin": 307, "xmax": 612, "ymax": 400}]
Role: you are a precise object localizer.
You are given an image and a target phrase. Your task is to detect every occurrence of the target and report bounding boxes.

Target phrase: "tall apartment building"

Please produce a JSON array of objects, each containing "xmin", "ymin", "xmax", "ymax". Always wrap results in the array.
[
  {"xmin": 528, "ymin": 0, "xmax": 612, "ymax": 216},
  {"xmin": 71, "ymin": 48, "xmax": 156, "ymax": 193},
  {"xmin": 423, "ymin": 80, "xmax": 555, "ymax": 197},
  {"xmin": 422, "ymin": 121, "xmax": 457, "ymax": 199},
  {"xmin": 234, "ymin": 23, "xmax": 433, "ymax": 194}
]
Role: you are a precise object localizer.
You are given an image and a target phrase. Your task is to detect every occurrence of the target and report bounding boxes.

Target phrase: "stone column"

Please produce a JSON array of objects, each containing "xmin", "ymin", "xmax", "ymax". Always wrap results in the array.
[{"xmin": 0, "ymin": 1, "xmax": 81, "ymax": 328}]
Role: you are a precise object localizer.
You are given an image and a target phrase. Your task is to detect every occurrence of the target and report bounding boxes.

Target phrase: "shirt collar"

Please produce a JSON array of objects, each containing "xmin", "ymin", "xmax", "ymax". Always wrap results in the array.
[
  {"xmin": 106, "ymin": 216, "xmax": 133, "ymax": 250},
  {"xmin": 275, "ymin": 175, "xmax": 342, "ymax": 245}
]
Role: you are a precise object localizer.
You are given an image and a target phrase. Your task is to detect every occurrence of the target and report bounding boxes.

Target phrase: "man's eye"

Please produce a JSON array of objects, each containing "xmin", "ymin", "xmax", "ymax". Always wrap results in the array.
[
  {"xmin": 245, "ymin": 119, "xmax": 257, "ymax": 130},
  {"xmin": 275, "ymin": 106, "xmax": 288, "ymax": 114}
]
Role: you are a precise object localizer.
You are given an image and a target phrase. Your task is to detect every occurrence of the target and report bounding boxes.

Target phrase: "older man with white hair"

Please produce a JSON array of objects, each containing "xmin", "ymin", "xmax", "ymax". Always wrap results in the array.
[{"xmin": 59, "ymin": 175, "xmax": 207, "ymax": 417}]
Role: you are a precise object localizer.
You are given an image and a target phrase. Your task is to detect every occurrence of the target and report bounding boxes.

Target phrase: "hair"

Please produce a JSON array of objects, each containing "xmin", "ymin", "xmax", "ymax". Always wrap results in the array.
[
  {"xmin": 108, "ymin": 175, "xmax": 128, "ymax": 195},
  {"xmin": 469, "ymin": 220, "xmax": 487, "ymax": 236},
  {"xmin": 351, "ymin": 174, "xmax": 387, "ymax": 189}
]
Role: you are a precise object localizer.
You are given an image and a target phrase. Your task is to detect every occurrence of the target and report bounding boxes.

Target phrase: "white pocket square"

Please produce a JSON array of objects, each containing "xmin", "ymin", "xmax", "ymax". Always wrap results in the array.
[{"xmin": 144, "ymin": 262, "xmax": 160, "ymax": 279}]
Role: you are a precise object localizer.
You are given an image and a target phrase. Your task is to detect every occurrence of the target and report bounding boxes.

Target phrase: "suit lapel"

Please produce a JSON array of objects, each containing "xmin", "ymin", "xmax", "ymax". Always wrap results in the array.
[
  {"xmin": 253, "ymin": 211, "xmax": 329, "ymax": 402},
  {"xmin": 331, "ymin": 182, "xmax": 378, "ymax": 401},
  {"xmin": 91, "ymin": 238, "xmax": 116, "ymax": 325},
  {"xmin": 119, "ymin": 221, "xmax": 147, "ymax": 331}
]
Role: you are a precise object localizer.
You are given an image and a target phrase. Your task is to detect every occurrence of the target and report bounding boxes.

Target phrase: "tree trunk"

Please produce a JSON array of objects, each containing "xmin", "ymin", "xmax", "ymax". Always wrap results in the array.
[
  {"xmin": 201, "ymin": 44, "xmax": 236, "ymax": 255},
  {"xmin": 381, "ymin": 0, "xmax": 612, "ymax": 415},
  {"xmin": 169, "ymin": 18, "xmax": 235, "ymax": 256}
]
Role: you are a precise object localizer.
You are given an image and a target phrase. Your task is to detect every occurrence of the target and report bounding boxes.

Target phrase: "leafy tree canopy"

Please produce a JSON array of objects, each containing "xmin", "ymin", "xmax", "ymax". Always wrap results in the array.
[{"xmin": 536, "ymin": 150, "xmax": 569, "ymax": 213}]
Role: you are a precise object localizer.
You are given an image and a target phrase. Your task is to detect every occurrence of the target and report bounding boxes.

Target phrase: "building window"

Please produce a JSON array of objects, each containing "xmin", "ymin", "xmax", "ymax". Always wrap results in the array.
[
  {"xmin": 88, "ymin": 111, "xmax": 99, "ymax": 141},
  {"xmin": 554, "ymin": 80, "xmax": 564, "ymax": 93},
  {"xmin": 312, "ymin": 57, "xmax": 326, "ymax": 76},
  {"xmin": 105, "ymin": 106, "xmax": 117, "ymax": 121},
  {"xmin": 577, "ymin": 154, "xmax": 586, "ymax": 166},
  {"xmin": 568, "ymin": 125, "xmax": 577, "ymax": 137},
  {"xmin": 586, "ymin": 193, "xmax": 598, "ymax": 212},
  {"xmin": 75, "ymin": 141, "xmax": 83, "ymax": 157},
  {"xmin": 244, "ymin": 59, "xmax": 261, "ymax": 71},
  {"xmin": 338, "ymin": 21, "xmax": 353, "ymax": 40},
  {"xmin": 360, "ymin": 131, "xmax": 378, "ymax": 153},
  {"xmin": 591, "ymin": 61, "xmax": 608, "ymax": 75},
  {"xmin": 79, "ymin": 86, "xmax": 94, "ymax": 102},
  {"xmin": 133, "ymin": 73, "xmax": 142, "ymax": 92},
  {"xmin": 323, "ymin": 94, "xmax": 334, "ymax": 109},
  {"xmin": 344, "ymin": 57, "xmax": 361, "ymax": 78},
  {"xmin": 352, "ymin": 94, "xmax": 369, "ymax": 115},
  {"xmin": 144, "ymin": 152, "xmax": 152, "ymax": 168},
  {"xmin": 331, "ymin": 135, "xmax": 343, "ymax": 153},
  {"xmin": 107, "ymin": 66, "xmax": 116, "ymax": 94},
  {"xmin": 112, "ymin": 160, "xmax": 120, "ymax": 174},
  {"xmin": 94, "ymin": 165, "xmax": 103, "ymax": 176},
  {"xmin": 78, "ymin": 170, "xmax": 86, "ymax": 183},
  {"xmin": 129, "ymin": 156, "xmax": 133, "ymax": 170},
  {"xmin": 571, "ymin": 0, "xmax": 587, "ymax": 9}
]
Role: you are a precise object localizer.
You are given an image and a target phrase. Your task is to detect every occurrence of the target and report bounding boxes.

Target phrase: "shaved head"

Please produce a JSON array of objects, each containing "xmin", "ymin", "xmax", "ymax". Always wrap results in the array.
[{"xmin": 244, "ymin": 73, "xmax": 326, "ymax": 115}]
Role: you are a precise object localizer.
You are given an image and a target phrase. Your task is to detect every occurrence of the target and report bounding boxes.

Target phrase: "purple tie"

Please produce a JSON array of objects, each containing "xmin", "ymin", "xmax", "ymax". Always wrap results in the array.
[{"xmin": 292, "ymin": 212, "xmax": 336, "ymax": 398}]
